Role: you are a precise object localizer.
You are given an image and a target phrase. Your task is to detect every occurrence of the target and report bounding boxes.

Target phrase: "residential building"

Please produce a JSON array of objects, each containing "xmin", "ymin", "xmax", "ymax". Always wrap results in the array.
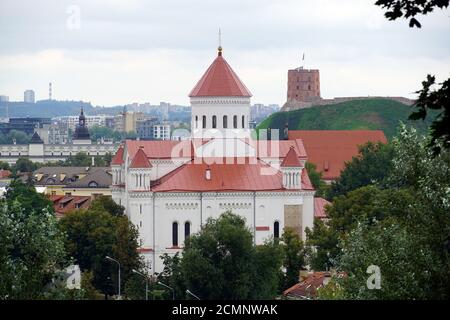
[
  {"xmin": 24, "ymin": 90, "xmax": 35, "ymax": 103},
  {"xmin": 153, "ymin": 123, "xmax": 171, "ymax": 140}
]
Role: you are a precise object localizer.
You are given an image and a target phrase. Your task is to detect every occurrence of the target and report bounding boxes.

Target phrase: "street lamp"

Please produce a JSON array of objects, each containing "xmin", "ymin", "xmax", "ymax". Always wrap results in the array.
[
  {"xmin": 133, "ymin": 269, "xmax": 150, "ymax": 301},
  {"xmin": 158, "ymin": 281, "xmax": 175, "ymax": 300},
  {"xmin": 186, "ymin": 289, "xmax": 200, "ymax": 300},
  {"xmin": 105, "ymin": 255, "xmax": 121, "ymax": 299}
]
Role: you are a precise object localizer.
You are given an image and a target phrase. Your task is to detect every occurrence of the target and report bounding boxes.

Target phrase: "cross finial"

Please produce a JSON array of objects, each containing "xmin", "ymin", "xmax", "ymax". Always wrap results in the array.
[{"xmin": 218, "ymin": 28, "xmax": 222, "ymax": 56}]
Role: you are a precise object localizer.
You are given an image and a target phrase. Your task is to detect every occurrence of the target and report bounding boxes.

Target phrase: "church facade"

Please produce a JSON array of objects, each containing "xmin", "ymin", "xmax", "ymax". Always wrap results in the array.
[{"xmin": 111, "ymin": 48, "xmax": 316, "ymax": 272}]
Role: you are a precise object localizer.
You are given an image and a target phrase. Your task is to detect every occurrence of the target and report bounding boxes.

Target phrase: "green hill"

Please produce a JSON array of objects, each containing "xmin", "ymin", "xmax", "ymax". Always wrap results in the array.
[{"xmin": 257, "ymin": 98, "xmax": 436, "ymax": 139}]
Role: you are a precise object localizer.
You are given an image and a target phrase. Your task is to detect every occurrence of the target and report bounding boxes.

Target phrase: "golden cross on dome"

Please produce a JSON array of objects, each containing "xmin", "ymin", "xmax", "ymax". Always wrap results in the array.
[{"xmin": 218, "ymin": 28, "xmax": 222, "ymax": 56}]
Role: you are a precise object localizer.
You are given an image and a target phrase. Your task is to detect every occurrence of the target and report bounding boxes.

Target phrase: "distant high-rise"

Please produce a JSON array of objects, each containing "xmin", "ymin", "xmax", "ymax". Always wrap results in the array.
[
  {"xmin": 0, "ymin": 95, "xmax": 9, "ymax": 102},
  {"xmin": 49, "ymin": 82, "xmax": 52, "ymax": 100},
  {"xmin": 24, "ymin": 90, "xmax": 35, "ymax": 103}
]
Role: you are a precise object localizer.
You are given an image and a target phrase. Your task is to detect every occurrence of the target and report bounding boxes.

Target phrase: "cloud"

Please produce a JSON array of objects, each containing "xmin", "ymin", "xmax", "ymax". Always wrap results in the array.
[{"xmin": 0, "ymin": 0, "xmax": 449, "ymax": 106}]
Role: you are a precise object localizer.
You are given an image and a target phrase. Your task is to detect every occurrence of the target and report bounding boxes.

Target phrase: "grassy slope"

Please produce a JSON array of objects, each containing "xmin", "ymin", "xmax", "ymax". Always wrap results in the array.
[{"xmin": 257, "ymin": 98, "xmax": 436, "ymax": 139}]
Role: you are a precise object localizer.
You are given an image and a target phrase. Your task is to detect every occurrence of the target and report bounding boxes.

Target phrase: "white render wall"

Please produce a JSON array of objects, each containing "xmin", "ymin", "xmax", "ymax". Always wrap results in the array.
[
  {"xmin": 122, "ymin": 190, "xmax": 315, "ymax": 273},
  {"xmin": 191, "ymin": 96, "xmax": 251, "ymax": 139}
]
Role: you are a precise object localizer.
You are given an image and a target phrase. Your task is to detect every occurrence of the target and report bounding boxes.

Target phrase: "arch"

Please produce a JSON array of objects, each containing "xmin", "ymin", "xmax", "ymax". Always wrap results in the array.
[
  {"xmin": 223, "ymin": 115, "xmax": 228, "ymax": 128},
  {"xmin": 184, "ymin": 221, "xmax": 191, "ymax": 240},
  {"xmin": 88, "ymin": 181, "xmax": 98, "ymax": 188},
  {"xmin": 202, "ymin": 115, "xmax": 206, "ymax": 129},
  {"xmin": 233, "ymin": 115, "xmax": 237, "ymax": 129},
  {"xmin": 212, "ymin": 115, "xmax": 217, "ymax": 128},
  {"xmin": 172, "ymin": 221, "xmax": 179, "ymax": 247},
  {"xmin": 274, "ymin": 221, "xmax": 280, "ymax": 239}
]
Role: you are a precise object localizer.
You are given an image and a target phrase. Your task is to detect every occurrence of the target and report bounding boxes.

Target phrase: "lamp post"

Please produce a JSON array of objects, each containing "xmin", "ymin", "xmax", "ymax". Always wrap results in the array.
[
  {"xmin": 186, "ymin": 289, "xmax": 200, "ymax": 300},
  {"xmin": 132, "ymin": 269, "xmax": 149, "ymax": 300},
  {"xmin": 158, "ymin": 281, "xmax": 175, "ymax": 300},
  {"xmin": 105, "ymin": 255, "xmax": 121, "ymax": 300}
]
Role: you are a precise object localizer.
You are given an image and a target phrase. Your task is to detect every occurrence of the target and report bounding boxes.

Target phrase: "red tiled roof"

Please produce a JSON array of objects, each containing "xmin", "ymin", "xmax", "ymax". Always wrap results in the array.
[
  {"xmin": 189, "ymin": 51, "xmax": 252, "ymax": 97},
  {"xmin": 283, "ymin": 272, "xmax": 346, "ymax": 299},
  {"xmin": 249, "ymin": 139, "xmax": 308, "ymax": 159},
  {"xmin": 111, "ymin": 145, "xmax": 124, "ymax": 165},
  {"xmin": 281, "ymin": 147, "xmax": 302, "ymax": 167},
  {"xmin": 288, "ymin": 130, "xmax": 387, "ymax": 180},
  {"xmin": 130, "ymin": 147, "xmax": 152, "ymax": 168},
  {"xmin": 314, "ymin": 197, "xmax": 331, "ymax": 219},
  {"xmin": 0, "ymin": 169, "xmax": 11, "ymax": 179},
  {"xmin": 152, "ymin": 157, "xmax": 313, "ymax": 192},
  {"xmin": 126, "ymin": 140, "xmax": 192, "ymax": 160},
  {"xmin": 48, "ymin": 195, "xmax": 92, "ymax": 217}
]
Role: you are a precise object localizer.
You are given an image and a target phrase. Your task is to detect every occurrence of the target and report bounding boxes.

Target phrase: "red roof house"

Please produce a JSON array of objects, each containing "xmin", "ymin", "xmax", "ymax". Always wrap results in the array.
[{"xmin": 288, "ymin": 130, "xmax": 387, "ymax": 181}]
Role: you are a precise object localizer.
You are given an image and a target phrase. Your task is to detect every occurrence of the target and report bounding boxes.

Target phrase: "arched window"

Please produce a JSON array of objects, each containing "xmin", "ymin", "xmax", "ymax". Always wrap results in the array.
[
  {"xmin": 185, "ymin": 221, "xmax": 191, "ymax": 239},
  {"xmin": 212, "ymin": 115, "xmax": 217, "ymax": 128},
  {"xmin": 172, "ymin": 222, "xmax": 178, "ymax": 247},
  {"xmin": 88, "ymin": 181, "xmax": 98, "ymax": 188},
  {"xmin": 195, "ymin": 116, "xmax": 198, "ymax": 129},
  {"xmin": 241, "ymin": 115, "xmax": 245, "ymax": 128},
  {"xmin": 223, "ymin": 115, "xmax": 228, "ymax": 128},
  {"xmin": 202, "ymin": 116, "xmax": 206, "ymax": 129},
  {"xmin": 274, "ymin": 221, "xmax": 280, "ymax": 239},
  {"xmin": 233, "ymin": 115, "xmax": 237, "ymax": 129}
]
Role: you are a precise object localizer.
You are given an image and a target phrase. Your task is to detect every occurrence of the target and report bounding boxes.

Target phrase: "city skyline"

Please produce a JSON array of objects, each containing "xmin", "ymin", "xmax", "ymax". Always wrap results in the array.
[{"xmin": 0, "ymin": 0, "xmax": 449, "ymax": 106}]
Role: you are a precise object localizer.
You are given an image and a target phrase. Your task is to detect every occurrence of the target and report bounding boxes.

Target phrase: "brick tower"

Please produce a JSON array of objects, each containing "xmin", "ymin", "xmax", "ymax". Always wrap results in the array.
[{"xmin": 287, "ymin": 67, "xmax": 321, "ymax": 103}]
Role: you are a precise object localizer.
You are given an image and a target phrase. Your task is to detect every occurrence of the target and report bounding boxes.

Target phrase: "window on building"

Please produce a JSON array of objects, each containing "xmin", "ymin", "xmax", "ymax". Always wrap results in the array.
[
  {"xmin": 223, "ymin": 115, "xmax": 227, "ymax": 128},
  {"xmin": 172, "ymin": 222, "xmax": 178, "ymax": 247},
  {"xmin": 308, "ymin": 85, "xmax": 311, "ymax": 90},
  {"xmin": 202, "ymin": 116, "xmax": 206, "ymax": 129},
  {"xmin": 296, "ymin": 85, "xmax": 299, "ymax": 90},
  {"xmin": 233, "ymin": 115, "xmax": 237, "ymax": 129},
  {"xmin": 212, "ymin": 115, "xmax": 217, "ymax": 128},
  {"xmin": 140, "ymin": 204, "xmax": 142, "ymax": 214},
  {"xmin": 185, "ymin": 221, "xmax": 191, "ymax": 239},
  {"xmin": 195, "ymin": 116, "xmax": 198, "ymax": 129},
  {"xmin": 241, "ymin": 115, "xmax": 245, "ymax": 128},
  {"xmin": 274, "ymin": 221, "xmax": 280, "ymax": 239}
]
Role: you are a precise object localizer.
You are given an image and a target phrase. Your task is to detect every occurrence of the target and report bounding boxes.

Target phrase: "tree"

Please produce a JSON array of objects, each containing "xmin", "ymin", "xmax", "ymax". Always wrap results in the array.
[
  {"xmin": 4, "ymin": 179, "xmax": 54, "ymax": 214},
  {"xmin": 375, "ymin": 0, "xmax": 449, "ymax": 28},
  {"xmin": 90, "ymin": 195, "xmax": 124, "ymax": 216},
  {"xmin": 305, "ymin": 162, "xmax": 328, "ymax": 197},
  {"xmin": 12, "ymin": 156, "xmax": 39, "ymax": 175},
  {"xmin": 327, "ymin": 142, "xmax": 394, "ymax": 200},
  {"xmin": 58, "ymin": 207, "xmax": 142, "ymax": 297},
  {"xmin": 280, "ymin": 228, "xmax": 306, "ymax": 290},
  {"xmin": 0, "ymin": 201, "xmax": 67, "ymax": 299},
  {"xmin": 320, "ymin": 126, "xmax": 450, "ymax": 299},
  {"xmin": 410, "ymin": 75, "xmax": 450, "ymax": 153},
  {"xmin": 338, "ymin": 219, "xmax": 438, "ymax": 299},
  {"xmin": 176, "ymin": 212, "xmax": 283, "ymax": 300}
]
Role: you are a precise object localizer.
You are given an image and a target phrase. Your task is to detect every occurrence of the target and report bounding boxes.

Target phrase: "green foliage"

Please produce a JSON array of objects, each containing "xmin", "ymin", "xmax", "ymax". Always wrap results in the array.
[
  {"xmin": 54, "ymin": 152, "xmax": 112, "ymax": 167},
  {"xmin": 11, "ymin": 156, "xmax": 40, "ymax": 175},
  {"xmin": 311, "ymin": 126, "xmax": 450, "ymax": 299},
  {"xmin": 4, "ymin": 179, "xmax": 54, "ymax": 214},
  {"xmin": 305, "ymin": 162, "xmax": 328, "ymax": 197},
  {"xmin": 410, "ymin": 75, "xmax": 450, "ymax": 154},
  {"xmin": 0, "ymin": 130, "xmax": 31, "ymax": 144},
  {"xmin": 58, "ymin": 206, "xmax": 142, "ymax": 296},
  {"xmin": 327, "ymin": 142, "xmax": 394, "ymax": 200},
  {"xmin": 375, "ymin": 0, "xmax": 449, "ymax": 28},
  {"xmin": 305, "ymin": 219, "xmax": 339, "ymax": 271},
  {"xmin": 338, "ymin": 219, "xmax": 438, "ymax": 299},
  {"xmin": 257, "ymin": 98, "xmax": 437, "ymax": 139},
  {"xmin": 0, "ymin": 201, "xmax": 67, "ymax": 299},
  {"xmin": 0, "ymin": 161, "xmax": 10, "ymax": 170},
  {"xmin": 89, "ymin": 125, "xmax": 123, "ymax": 142},
  {"xmin": 280, "ymin": 228, "xmax": 306, "ymax": 290},
  {"xmin": 171, "ymin": 212, "xmax": 284, "ymax": 300},
  {"xmin": 90, "ymin": 195, "xmax": 125, "ymax": 216}
]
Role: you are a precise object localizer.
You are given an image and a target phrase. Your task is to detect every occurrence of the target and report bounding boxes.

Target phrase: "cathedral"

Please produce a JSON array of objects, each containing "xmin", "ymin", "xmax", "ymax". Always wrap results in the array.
[{"xmin": 111, "ymin": 47, "xmax": 316, "ymax": 272}]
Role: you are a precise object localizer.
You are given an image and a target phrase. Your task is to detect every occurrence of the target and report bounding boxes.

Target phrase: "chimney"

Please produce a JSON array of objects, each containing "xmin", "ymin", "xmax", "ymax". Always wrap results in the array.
[{"xmin": 205, "ymin": 167, "xmax": 211, "ymax": 180}]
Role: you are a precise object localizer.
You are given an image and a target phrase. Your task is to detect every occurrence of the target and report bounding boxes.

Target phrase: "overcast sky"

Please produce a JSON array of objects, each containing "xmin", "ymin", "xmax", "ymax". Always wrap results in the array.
[{"xmin": 0, "ymin": 0, "xmax": 449, "ymax": 107}]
